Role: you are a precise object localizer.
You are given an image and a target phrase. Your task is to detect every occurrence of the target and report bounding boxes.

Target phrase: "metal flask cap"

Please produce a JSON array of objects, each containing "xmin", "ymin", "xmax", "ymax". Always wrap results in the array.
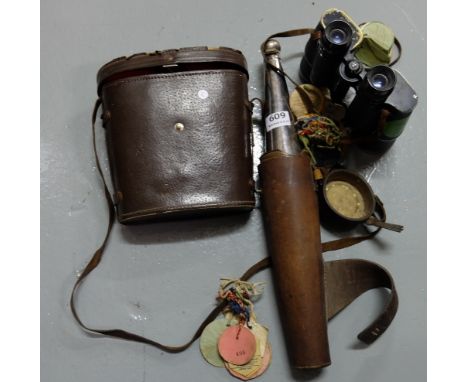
[{"xmin": 263, "ymin": 39, "xmax": 281, "ymax": 55}]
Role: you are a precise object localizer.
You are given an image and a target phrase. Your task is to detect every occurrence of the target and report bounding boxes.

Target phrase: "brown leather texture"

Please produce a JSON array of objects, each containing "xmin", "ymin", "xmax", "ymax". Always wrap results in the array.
[
  {"xmin": 324, "ymin": 258, "xmax": 398, "ymax": 344},
  {"xmin": 97, "ymin": 47, "xmax": 255, "ymax": 223},
  {"xmin": 259, "ymin": 151, "xmax": 330, "ymax": 369}
]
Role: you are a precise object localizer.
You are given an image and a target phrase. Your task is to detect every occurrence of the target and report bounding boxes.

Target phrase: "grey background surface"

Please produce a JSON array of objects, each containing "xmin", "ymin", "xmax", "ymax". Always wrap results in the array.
[{"xmin": 41, "ymin": 0, "xmax": 426, "ymax": 381}]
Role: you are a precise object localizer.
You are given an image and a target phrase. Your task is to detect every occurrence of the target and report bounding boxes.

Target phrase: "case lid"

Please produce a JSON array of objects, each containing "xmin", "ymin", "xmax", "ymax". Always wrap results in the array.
[{"xmin": 97, "ymin": 46, "xmax": 249, "ymax": 93}]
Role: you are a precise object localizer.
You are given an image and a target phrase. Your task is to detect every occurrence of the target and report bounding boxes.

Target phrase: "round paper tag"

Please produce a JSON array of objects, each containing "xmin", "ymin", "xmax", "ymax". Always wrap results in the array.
[
  {"xmin": 250, "ymin": 342, "xmax": 272, "ymax": 378},
  {"xmin": 218, "ymin": 325, "xmax": 256, "ymax": 365},
  {"xmin": 226, "ymin": 341, "xmax": 272, "ymax": 380},
  {"xmin": 199, "ymin": 318, "xmax": 230, "ymax": 367},
  {"xmin": 225, "ymin": 340, "xmax": 263, "ymax": 379},
  {"xmin": 250, "ymin": 323, "xmax": 269, "ymax": 357}
]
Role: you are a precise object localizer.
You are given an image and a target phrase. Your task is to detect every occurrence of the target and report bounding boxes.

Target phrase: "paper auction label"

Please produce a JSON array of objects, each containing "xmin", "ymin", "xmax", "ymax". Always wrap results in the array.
[
  {"xmin": 200, "ymin": 318, "xmax": 231, "ymax": 367},
  {"xmin": 265, "ymin": 111, "xmax": 291, "ymax": 132},
  {"xmin": 218, "ymin": 326, "xmax": 256, "ymax": 365}
]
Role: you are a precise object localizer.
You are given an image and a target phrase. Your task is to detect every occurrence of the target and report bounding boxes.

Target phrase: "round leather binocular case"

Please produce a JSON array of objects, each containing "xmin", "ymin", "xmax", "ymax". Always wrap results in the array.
[{"xmin": 320, "ymin": 169, "xmax": 403, "ymax": 232}]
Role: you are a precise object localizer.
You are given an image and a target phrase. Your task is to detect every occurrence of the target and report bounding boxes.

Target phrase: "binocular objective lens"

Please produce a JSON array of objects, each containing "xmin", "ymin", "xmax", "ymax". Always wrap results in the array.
[
  {"xmin": 371, "ymin": 73, "xmax": 389, "ymax": 89},
  {"xmin": 330, "ymin": 28, "xmax": 346, "ymax": 44}
]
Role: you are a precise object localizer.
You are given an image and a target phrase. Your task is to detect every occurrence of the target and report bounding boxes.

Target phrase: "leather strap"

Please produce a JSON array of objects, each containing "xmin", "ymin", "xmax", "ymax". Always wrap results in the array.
[
  {"xmin": 70, "ymin": 100, "xmax": 398, "ymax": 352},
  {"xmin": 262, "ymin": 26, "xmax": 402, "ymax": 68},
  {"xmin": 261, "ymin": 28, "xmax": 318, "ymax": 91},
  {"xmin": 261, "ymin": 28, "xmax": 318, "ymax": 51},
  {"xmin": 324, "ymin": 258, "xmax": 398, "ymax": 344}
]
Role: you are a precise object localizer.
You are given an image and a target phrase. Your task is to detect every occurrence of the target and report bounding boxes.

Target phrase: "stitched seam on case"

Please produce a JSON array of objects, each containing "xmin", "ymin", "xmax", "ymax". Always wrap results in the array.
[
  {"xmin": 102, "ymin": 70, "xmax": 245, "ymax": 91},
  {"xmin": 119, "ymin": 201, "xmax": 255, "ymax": 218},
  {"xmin": 99, "ymin": 47, "xmax": 243, "ymax": 67}
]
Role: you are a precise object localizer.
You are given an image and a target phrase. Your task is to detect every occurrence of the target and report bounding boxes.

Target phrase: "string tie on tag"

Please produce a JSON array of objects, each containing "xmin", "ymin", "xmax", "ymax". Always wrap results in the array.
[{"xmin": 217, "ymin": 279, "xmax": 265, "ymax": 328}]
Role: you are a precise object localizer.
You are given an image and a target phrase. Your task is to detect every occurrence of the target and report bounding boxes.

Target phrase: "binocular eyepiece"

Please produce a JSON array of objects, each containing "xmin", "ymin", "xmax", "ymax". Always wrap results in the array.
[
  {"xmin": 363, "ymin": 65, "xmax": 396, "ymax": 98},
  {"xmin": 323, "ymin": 20, "xmax": 353, "ymax": 50},
  {"xmin": 299, "ymin": 20, "xmax": 353, "ymax": 88},
  {"xmin": 345, "ymin": 65, "xmax": 397, "ymax": 142},
  {"xmin": 298, "ymin": 10, "xmax": 418, "ymax": 153}
]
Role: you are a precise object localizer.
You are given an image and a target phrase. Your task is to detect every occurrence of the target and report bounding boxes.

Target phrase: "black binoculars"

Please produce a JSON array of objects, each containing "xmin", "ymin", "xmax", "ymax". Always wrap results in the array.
[{"xmin": 299, "ymin": 10, "xmax": 418, "ymax": 152}]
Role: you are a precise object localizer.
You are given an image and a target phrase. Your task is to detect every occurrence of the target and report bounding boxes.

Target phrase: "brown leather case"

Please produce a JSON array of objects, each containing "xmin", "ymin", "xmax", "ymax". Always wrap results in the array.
[
  {"xmin": 259, "ymin": 151, "xmax": 330, "ymax": 368},
  {"xmin": 97, "ymin": 47, "xmax": 255, "ymax": 223}
]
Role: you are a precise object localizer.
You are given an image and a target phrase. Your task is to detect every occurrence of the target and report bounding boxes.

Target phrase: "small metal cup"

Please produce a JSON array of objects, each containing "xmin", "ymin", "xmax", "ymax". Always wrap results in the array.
[{"xmin": 320, "ymin": 169, "xmax": 403, "ymax": 232}]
